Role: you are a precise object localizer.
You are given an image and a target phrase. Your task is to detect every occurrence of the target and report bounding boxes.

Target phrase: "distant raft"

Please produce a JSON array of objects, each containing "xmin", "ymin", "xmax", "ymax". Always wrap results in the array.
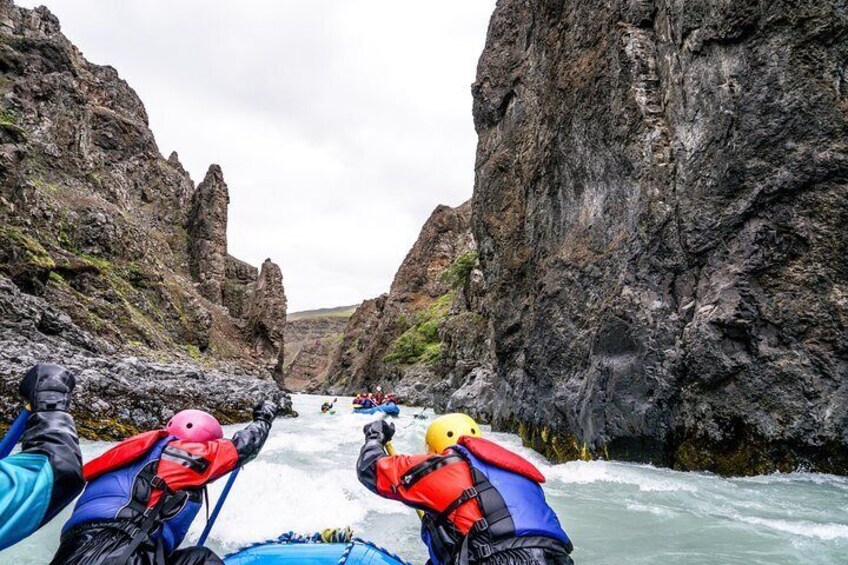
[
  {"xmin": 225, "ymin": 533, "xmax": 411, "ymax": 565},
  {"xmin": 352, "ymin": 402, "xmax": 400, "ymax": 417}
]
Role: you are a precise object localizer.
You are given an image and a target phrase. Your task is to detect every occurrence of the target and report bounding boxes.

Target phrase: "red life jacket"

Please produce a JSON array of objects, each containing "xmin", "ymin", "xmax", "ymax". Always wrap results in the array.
[
  {"xmin": 456, "ymin": 436, "xmax": 546, "ymax": 483},
  {"xmin": 72, "ymin": 429, "xmax": 239, "ymax": 558},
  {"xmin": 400, "ymin": 437, "xmax": 570, "ymax": 565},
  {"xmin": 84, "ymin": 429, "xmax": 238, "ymax": 503},
  {"xmin": 83, "ymin": 430, "xmax": 169, "ymax": 481}
]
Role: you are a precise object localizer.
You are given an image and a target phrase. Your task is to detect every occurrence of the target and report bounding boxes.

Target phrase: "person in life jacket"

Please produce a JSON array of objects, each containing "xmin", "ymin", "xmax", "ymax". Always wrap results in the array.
[
  {"xmin": 373, "ymin": 387, "xmax": 385, "ymax": 406},
  {"xmin": 321, "ymin": 398, "xmax": 336, "ymax": 413},
  {"xmin": 357, "ymin": 414, "xmax": 574, "ymax": 565},
  {"xmin": 51, "ymin": 400, "xmax": 281, "ymax": 565},
  {"xmin": 358, "ymin": 394, "xmax": 376, "ymax": 410},
  {"xmin": 0, "ymin": 364, "xmax": 85, "ymax": 551}
]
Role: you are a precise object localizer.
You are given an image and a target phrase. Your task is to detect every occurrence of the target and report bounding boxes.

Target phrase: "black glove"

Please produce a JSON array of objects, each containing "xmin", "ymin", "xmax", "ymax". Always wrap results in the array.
[
  {"xmin": 363, "ymin": 419, "xmax": 395, "ymax": 445},
  {"xmin": 19, "ymin": 364, "xmax": 76, "ymax": 412},
  {"xmin": 253, "ymin": 400, "xmax": 279, "ymax": 423}
]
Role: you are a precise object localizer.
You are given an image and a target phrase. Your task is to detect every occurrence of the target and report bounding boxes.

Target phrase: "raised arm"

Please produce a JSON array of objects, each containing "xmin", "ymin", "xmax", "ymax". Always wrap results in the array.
[{"xmin": 0, "ymin": 364, "xmax": 84, "ymax": 551}]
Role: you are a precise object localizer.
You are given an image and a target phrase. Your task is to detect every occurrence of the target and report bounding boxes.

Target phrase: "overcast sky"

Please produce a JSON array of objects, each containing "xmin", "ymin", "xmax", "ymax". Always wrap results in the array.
[{"xmin": 18, "ymin": 0, "xmax": 496, "ymax": 312}]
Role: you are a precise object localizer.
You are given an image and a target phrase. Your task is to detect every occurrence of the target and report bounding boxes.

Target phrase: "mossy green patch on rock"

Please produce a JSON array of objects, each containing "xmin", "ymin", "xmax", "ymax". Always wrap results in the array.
[
  {"xmin": 0, "ymin": 107, "xmax": 26, "ymax": 141},
  {"xmin": 512, "ymin": 419, "xmax": 588, "ymax": 463},
  {"xmin": 384, "ymin": 292, "xmax": 453, "ymax": 366},
  {"xmin": 670, "ymin": 430, "xmax": 799, "ymax": 477},
  {"xmin": 181, "ymin": 344, "xmax": 202, "ymax": 362},
  {"xmin": 0, "ymin": 226, "xmax": 56, "ymax": 270},
  {"xmin": 440, "ymin": 251, "xmax": 478, "ymax": 291},
  {"xmin": 75, "ymin": 416, "xmax": 141, "ymax": 441}
]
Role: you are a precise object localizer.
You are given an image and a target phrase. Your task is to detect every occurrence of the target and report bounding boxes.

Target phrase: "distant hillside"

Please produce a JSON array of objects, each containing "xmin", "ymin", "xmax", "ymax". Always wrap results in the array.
[
  {"xmin": 283, "ymin": 304, "xmax": 357, "ymax": 391},
  {"xmin": 288, "ymin": 305, "xmax": 358, "ymax": 321},
  {"xmin": 322, "ymin": 202, "xmax": 489, "ymax": 415}
]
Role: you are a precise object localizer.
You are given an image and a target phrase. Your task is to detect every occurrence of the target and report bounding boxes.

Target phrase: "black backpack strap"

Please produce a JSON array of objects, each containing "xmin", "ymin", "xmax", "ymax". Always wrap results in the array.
[
  {"xmin": 104, "ymin": 487, "xmax": 170, "ymax": 565},
  {"xmin": 436, "ymin": 459, "xmax": 516, "ymax": 564},
  {"xmin": 400, "ymin": 454, "xmax": 464, "ymax": 490},
  {"xmin": 105, "ymin": 476, "xmax": 188, "ymax": 565},
  {"xmin": 467, "ymin": 467, "xmax": 514, "ymax": 541},
  {"xmin": 434, "ymin": 482, "xmax": 493, "ymax": 525}
]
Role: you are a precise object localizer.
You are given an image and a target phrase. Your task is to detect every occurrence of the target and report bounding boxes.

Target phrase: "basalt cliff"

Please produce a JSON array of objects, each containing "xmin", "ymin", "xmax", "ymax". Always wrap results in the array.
[
  {"xmin": 469, "ymin": 0, "xmax": 848, "ymax": 475},
  {"xmin": 0, "ymin": 1, "xmax": 291, "ymax": 437}
]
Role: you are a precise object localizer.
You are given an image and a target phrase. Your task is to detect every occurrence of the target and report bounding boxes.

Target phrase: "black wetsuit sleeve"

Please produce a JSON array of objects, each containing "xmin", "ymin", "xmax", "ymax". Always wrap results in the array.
[
  {"xmin": 356, "ymin": 438, "xmax": 387, "ymax": 495},
  {"xmin": 20, "ymin": 410, "xmax": 84, "ymax": 526},
  {"xmin": 230, "ymin": 418, "xmax": 272, "ymax": 466}
]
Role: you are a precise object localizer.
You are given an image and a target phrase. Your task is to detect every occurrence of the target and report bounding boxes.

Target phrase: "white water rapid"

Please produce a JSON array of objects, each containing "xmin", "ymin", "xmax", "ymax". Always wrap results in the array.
[{"xmin": 4, "ymin": 394, "xmax": 848, "ymax": 564}]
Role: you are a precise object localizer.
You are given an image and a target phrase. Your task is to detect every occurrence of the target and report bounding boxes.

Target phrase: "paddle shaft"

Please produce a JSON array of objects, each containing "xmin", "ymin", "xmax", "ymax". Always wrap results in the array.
[
  {"xmin": 197, "ymin": 466, "xmax": 241, "ymax": 546},
  {"xmin": 0, "ymin": 409, "xmax": 30, "ymax": 459}
]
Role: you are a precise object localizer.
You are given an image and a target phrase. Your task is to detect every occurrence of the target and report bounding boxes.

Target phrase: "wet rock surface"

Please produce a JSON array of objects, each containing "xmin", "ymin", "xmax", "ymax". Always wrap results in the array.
[
  {"xmin": 0, "ymin": 277, "xmax": 292, "ymax": 439},
  {"xmin": 471, "ymin": 0, "xmax": 848, "ymax": 474},
  {"xmin": 0, "ymin": 1, "xmax": 292, "ymax": 433}
]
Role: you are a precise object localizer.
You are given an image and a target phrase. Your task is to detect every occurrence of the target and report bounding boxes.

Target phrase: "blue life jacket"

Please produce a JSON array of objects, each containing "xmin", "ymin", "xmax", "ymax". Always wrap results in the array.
[
  {"xmin": 63, "ymin": 436, "xmax": 202, "ymax": 554},
  {"xmin": 454, "ymin": 443, "xmax": 570, "ymax": 545},
  {"xmin": 419, "ymin": 437, "xmax": 571, "ymax": 565}
]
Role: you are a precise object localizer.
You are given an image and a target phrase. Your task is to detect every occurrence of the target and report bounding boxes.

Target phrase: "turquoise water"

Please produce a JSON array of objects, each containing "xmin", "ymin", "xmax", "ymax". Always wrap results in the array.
[{"xmin": 3, "ymin": 394, "xmax": 848, "ymax": 564}]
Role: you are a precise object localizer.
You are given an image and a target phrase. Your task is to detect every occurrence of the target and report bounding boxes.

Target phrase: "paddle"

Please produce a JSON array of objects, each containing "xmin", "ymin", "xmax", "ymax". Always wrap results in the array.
[
  {"xmin": 197, "ymin": 466, "xmax": 241, "ymax": 547},
  {"xmin": 0, "ymin": 409, "xmax": 30, "ymax": 459}
]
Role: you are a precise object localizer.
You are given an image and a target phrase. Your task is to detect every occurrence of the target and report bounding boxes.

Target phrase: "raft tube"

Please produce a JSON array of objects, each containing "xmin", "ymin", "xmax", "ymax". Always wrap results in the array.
[
  {"xmin": 225, "ymin": 539, "xmax": 409, "ymax": 564},
  {"xmin": 353, "ymin": 402, "xmax": 400, "ymax": 417}
]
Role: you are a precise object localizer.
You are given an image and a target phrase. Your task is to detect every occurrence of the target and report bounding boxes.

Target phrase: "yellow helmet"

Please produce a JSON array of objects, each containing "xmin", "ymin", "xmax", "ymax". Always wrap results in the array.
[{"xmin": 424, "ymin": 413, "xmax": 482, "ymax": 454}]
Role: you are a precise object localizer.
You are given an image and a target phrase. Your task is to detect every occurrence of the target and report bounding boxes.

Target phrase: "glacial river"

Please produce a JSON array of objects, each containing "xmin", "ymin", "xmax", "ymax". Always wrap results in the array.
[{"xmin": 4, "ymin": 394, "xmax": 848, "ymax": 564}]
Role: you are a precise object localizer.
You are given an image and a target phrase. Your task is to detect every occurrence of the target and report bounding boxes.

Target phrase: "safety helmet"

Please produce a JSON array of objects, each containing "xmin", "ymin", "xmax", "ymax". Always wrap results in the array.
[
  {"xmin": 166, "ymin": 409, "xmax": 224, "ymax": 442},
  {"xmin": 425, "ymin": 413, "xmax": 481, "ymax": 454},
  {"xmin": 376, "ymin": 386, "xmax": 383, "ymax": 392}
]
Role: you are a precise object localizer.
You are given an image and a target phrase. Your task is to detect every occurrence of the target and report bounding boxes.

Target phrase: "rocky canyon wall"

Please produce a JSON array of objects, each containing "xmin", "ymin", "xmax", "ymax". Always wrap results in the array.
[
  {"xmin": 325, "ymin": 202, "xmax": 496, "ymax": 420},
  {"xmin": 0, "ymin": 1, "xmax": 291, "ymax": 436},
  {"xmin": 471, "ymin": 0, "xmax": 848, "ymax": 474}
]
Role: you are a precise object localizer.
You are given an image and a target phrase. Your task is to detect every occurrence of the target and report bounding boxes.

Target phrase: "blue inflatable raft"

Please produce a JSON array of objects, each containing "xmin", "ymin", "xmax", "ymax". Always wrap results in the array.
[
  {"xmin": 353, "ymin": 402, "xmax": 400, "ymax": 417},
  {"xmin": 225, "ymin": 537, "xmax": 410, "ymax": 565}
]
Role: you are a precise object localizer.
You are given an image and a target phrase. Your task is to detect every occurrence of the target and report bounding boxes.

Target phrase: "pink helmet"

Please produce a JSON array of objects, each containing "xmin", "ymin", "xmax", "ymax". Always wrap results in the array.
[{"xmin": 166, "ymin": 409, "xmax": 223, "ymax": 442}]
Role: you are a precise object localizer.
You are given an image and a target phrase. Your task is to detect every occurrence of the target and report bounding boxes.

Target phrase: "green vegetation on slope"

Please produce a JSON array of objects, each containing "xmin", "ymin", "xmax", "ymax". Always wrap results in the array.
[
  {"xmin": 440, "ymin": 251, "xmax": 477, "ymax": 291},
  {"xmin": 384, "ymin": 292, "xmax": 453, "ymax": 366}
]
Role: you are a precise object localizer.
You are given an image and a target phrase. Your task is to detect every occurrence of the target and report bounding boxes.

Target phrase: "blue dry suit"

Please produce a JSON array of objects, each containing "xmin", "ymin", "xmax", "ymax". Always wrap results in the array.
[{"xmin": 0, "ymin": 409, "xmax": 84, "ymax": 551}]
